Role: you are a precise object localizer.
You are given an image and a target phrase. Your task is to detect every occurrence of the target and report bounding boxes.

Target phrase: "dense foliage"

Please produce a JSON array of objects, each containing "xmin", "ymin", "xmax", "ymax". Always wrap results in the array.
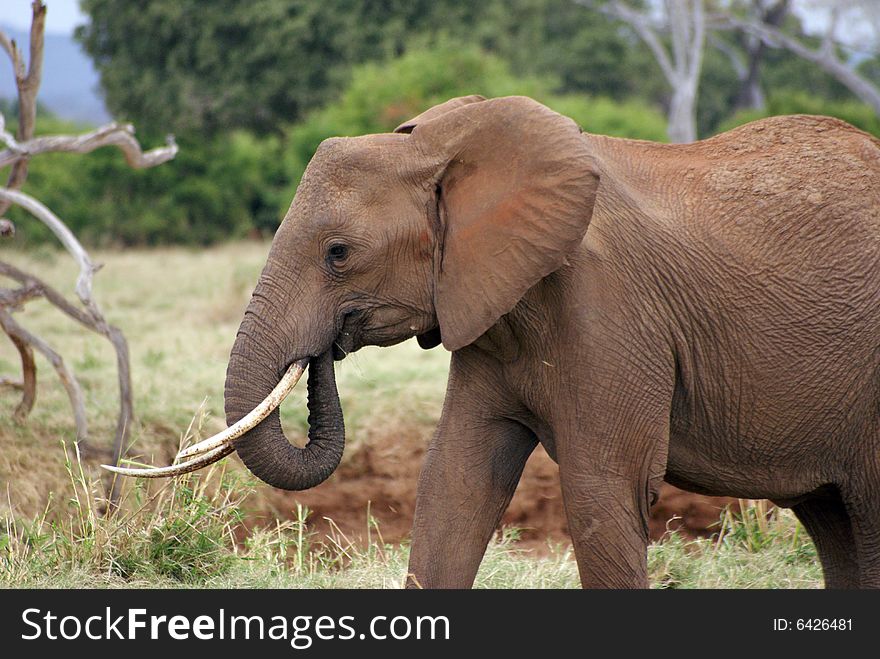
[
  {"xmin": 3, "ymin": 44, "xmax": 668, "ymax": 246},
  {"xmin": 281, "ymin": 44, "xmax": 668, "ymax": 196},
  {"xmin": 1, "ymin": 1, "xmax": 876, "ymax": 245},
  {"xmin": 73, "ymin": 0, "xmax": 642, "ymax": 137}
]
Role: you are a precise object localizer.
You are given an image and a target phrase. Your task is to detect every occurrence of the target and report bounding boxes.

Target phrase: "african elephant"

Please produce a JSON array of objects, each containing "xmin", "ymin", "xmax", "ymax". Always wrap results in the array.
[{"xmin": 111, "ymin": 95, "xmax": 880, "ymax": 588}]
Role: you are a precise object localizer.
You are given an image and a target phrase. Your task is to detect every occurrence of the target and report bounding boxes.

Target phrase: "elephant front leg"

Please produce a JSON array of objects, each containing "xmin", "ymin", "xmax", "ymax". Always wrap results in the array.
[
  {"xmin": 407, "ymin": 403, "xmax": 537, "ymax": 588},
  {"xmin": 558, "ymin": 348, "xmax": 673, "ymax": 588},
  {"xmin": 559, "ymin": 468, "xmax": 657, "ymax": 588}
]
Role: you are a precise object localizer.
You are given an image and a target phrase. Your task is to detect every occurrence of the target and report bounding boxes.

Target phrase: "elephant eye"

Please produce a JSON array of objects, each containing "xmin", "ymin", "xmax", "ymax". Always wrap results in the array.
[{"xmin": 327, "ymin": 243, "xmax": 349, "ymax": 263}]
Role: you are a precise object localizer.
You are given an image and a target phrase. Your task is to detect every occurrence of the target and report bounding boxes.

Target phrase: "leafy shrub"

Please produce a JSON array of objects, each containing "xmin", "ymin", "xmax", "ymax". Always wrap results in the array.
[
  {"xmin": 4, "ymin": 116, "xmax": 286, "ymax": 246},
  {"xmin": 280, "ymin": 42, "xmax": 548, "ymax": 196},
  {"xmin": 280, "ymin": 42, "xmax": 668, "ymax": 206},
  {"xmin": 547, "ymin": 95, "xmax": 667, "ymax": 141},
  {"xmin": 717, "ymin": 92, "xmax": 880, "ymax": 138}
]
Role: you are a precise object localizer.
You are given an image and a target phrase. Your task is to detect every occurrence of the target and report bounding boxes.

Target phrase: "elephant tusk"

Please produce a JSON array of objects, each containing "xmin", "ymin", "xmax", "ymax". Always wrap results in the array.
[
  {"xmin": 177, "ymin": 358, "xmax": 309, "ymax": 459},
  {"xmin": 100, "ymin": 358, "xmax": 308, "ymax": 479},
  {"xmin": 102, "ymin": 443, "xmax": 235, "ymax": 478}
]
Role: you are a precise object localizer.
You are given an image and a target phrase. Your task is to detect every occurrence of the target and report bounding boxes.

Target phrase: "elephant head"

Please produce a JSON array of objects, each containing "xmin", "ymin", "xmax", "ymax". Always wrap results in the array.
[{"xmin": 106, "ymin": 96, "xmax": 599, "ymax": 489}]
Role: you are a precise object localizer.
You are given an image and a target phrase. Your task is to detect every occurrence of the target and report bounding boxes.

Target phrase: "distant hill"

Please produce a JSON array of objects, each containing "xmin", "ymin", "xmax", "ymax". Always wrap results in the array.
[{"xmin": 0, "ymin": 25, "xmax": 109, "ymax": 126}]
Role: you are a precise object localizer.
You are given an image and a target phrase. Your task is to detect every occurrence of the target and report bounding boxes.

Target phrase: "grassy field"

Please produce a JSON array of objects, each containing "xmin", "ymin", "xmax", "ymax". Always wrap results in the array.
[
  {"xmin": 0, "ymin": 243, "xmax": 822, "ymax": 588},
  {"xmin": 0, "ymin": 242, "xmax": 449, "ymax": 514}
]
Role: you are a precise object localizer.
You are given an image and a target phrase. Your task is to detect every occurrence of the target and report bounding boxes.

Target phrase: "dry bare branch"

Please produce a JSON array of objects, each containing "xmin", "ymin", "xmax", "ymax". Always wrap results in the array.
[
  {"xmin": 715, "ymin": 11, "xmax": 880, "ymax": 116},
  {"xmin": 0, "ymin": 2, "xmax": 171, "ymax": 508},
  {"xmin": 0, "ymin": 1, "xmax": 47, "ymax": 215},
  {"xmin": 0, "ymin": 262, "xmax": 101, "ymax": 331},
  {"xmin": 0, "ymin": 260, "xmax": 134, "ymax": 474},
  {"xmin": 587, "ymin": 0, "xmax": 706, "ymax": 143},
  {"xmin": 592, "ymin": 1, "xmax": 678, "ymax": 84},
  {"xmin": 0, "ymin": 29, "xmax": 25, "ymax": 82},
  {"xmin": 0, "ymin": 187, "xmax": 101, "ymax": 310},
  {"xmin": 0, "ymin": 120, "xmax": 179, "ymax": 170},
  {"xmin": 1, "ymin": 324, "xmax": 36, "ymax": 422},
  {"xmin": 0, "ymin": 113, "xmax": 21, "ymax": 150},
  {"xmin": 0, "ymin": 281, "xmax": 42, "ymax": 308},
  {"xmin": 0, "ymin": 376, "xmax": 25, "ymax": 389},
  {"xmin": 0, "ymin": 308, "xmax": 87, "ymax": 442}
]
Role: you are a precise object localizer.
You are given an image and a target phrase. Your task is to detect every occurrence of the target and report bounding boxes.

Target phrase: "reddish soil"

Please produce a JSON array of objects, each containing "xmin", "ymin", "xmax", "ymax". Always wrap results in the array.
[{"xmin": 260, "ymin": 430, "xmax": 739, "ymax": 547}]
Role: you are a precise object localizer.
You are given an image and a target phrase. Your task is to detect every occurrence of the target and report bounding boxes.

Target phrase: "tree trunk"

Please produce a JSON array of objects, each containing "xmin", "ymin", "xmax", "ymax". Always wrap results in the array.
[
  {"xmin": 733, "ymin": 1, "xmax": 790, "ymax": 112},
  {"xmin": 734, "ymin": 39, "xmax": 768, "ymax": 111},
  {"xmin": 668, "ymin": 79, "xmax": 698, "ymax": 143}
]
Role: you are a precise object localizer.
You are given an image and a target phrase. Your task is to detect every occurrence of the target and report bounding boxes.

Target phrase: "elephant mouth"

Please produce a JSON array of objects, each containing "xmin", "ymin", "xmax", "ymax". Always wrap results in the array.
[{"xmin": 332, "ymin": 310, "xmax": 365, "ymax": 361}]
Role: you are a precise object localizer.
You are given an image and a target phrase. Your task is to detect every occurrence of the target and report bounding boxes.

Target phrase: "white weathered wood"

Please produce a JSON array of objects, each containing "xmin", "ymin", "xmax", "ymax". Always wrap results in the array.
[
  {"xmin": 0, "ymin": 187, "xmax": 101, "ymax": 310},
  {"xmin": 0, "ymin": 30, "xmax": 26, "ymax": 81},
  {"xmin": 0, "ymin": 1, "xmax": 46, "ymax": 215},
  {"xmin": 0, "ymin": 119, "xmax": 179, "ymax": 170},
  {"xmin": 588, "ymin": 0, "xmax": 707, "ymax": 143},
  {"xmin": 0, "ymin": 2, "xmax": 176, "ymax": 505},
  {"xmin": 716, "ymin": 5, "xmax": 880, "ymax": 117},
  {"xmin": 0, "ymin": 309, "xmax": 88, "ymax": 443}
]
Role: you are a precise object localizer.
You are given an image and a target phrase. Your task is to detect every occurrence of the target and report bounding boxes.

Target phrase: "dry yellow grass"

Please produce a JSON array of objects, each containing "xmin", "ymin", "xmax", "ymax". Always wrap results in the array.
[{"xmin": 0, "ymin": 241, "xmax": 449, "ymax": 520}]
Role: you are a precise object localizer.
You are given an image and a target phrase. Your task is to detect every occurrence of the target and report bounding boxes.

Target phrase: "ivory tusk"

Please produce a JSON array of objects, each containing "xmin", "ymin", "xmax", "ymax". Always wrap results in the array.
[
  {"xmin": 100, "ymin": 358, "xmax": 308, "ymax": 479},
  {"xmin": 102, "ymin": 443, "xmax": 235, "ymax": 478},
  {"xmin": 177, "ymin": 358, "xmax": 308, "ymax": 459}
]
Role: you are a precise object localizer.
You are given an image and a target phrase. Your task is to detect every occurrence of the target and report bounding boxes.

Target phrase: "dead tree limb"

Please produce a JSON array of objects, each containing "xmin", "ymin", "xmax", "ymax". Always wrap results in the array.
[
  {"xmin": 587, "ymin": 0, "xmax": 706, "ymax": 143},
  {"xmin": 0, "ymin": 119, "xmax": 178, "ymax": 170},
  {"xmin": 0, "ymin": 2, "xmax": 175, "ymax": 509},
  {"xmin": 0, "ymin": 1, "xmax": 46, "ymax": 216},
  {"xmin": 0, "ymin": 308, "xmax": 88, "ymax": 442},
  {"xmin": 1, "ymin": 326, "xmax": 36, "ymax": 422},
  {"xmin": 0, "ymin": 217, "xmax": 134, "ymax": 476},
  {"xmin": 0, "ymin": 187, "xmax": 102, "ymax": 306},
  {"xmin": 714, "ymin": 8, "xmax": 880, "ymax": 117},
  {"xmin": 0, "ymin": 278, "xmax": 38, "ymax": 418},
  {"xmin": 0, "ymin": 261, "xmax": 103, "ymax": 331},
  {"xmin": 0, "ymin": 29, "xmax": 26, "ymax": 82},
  {"xmin": 0, "ymin": 180, "xmax": 139, "ymax": 476}
]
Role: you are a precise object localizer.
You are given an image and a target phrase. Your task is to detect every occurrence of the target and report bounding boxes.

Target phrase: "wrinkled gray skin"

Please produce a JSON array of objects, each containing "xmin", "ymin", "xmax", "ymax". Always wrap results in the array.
[{"xmin": 225, "ymin": 95, "xmax": 880, "ymax": 588}]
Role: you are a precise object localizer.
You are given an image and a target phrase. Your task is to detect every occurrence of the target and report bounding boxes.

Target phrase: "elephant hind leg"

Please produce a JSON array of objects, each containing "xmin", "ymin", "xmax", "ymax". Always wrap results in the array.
[
  {"xmin": 838, "ymin": 475, "xmax": 880, "ymax": 588},
  {"xmin": 792, "ymin": 493, "xmax": 859, "ymax": 589}
]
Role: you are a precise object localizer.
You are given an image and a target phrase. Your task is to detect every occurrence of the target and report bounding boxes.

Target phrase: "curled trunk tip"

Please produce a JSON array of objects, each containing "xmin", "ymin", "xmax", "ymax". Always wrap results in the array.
[{"xmin": 225, "ymin": 348, "xmax": 345, "ymax": 491}]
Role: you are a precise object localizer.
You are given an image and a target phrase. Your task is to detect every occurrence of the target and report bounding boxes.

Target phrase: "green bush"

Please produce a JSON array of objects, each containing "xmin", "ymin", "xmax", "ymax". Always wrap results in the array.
[
  {"xmin": 280, "ymin": 42, "xmax": 548, "ymax": 197},
  {"xmin": 717, "ymin": 92, "xmax": 880, "ymax": 139},
  {"xmin": 4, "ymin": 116, "xmax": 286, "ymax": 246},
  {"xmin": 281, "ymin": 42, "xmax": 668, "ymax": 205},
  {"xmin": 547, "ymin": 95, "xmax": 668, "ymax": 141},
  {"xmin": 5, "ymin": 45, "xmax": 670, "ymax": 246}
]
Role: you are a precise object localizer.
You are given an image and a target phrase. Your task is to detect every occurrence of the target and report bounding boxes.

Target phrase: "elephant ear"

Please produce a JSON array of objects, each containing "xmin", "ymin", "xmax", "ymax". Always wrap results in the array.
[
  {"xmin": 394, "ymin": 95, "xmax": 486, "ymax": 134},
  {"xmin": 405, "ymin": 96, "xmax": 600, "ymax": 351}
]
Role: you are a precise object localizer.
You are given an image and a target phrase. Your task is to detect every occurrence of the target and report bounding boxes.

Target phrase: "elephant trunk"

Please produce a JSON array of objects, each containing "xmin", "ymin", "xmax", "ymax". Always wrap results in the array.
[{"xmin": 224, "ymin": 314, "xmax": 344, "ymax": 491}]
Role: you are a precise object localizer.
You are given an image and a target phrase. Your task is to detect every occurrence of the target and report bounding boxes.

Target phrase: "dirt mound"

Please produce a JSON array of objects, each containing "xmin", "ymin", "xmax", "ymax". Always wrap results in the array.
[{"xmin": 261, "ymin": 429, "xmax": 738, "ymax": 547}]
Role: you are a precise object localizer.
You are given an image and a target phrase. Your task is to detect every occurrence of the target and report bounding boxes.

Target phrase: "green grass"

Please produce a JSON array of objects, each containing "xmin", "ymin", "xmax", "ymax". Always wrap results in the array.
[
  {"xmin": 1, "ymin": 448, "xmax": 820, "ymax": 588},
  {"xmin": 0, "ymin": 243, "xmax": 822, "ymax": 588},
  {"xmin": 649, "ymin": 501, "xmax": 821, "ymax": 589}
]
